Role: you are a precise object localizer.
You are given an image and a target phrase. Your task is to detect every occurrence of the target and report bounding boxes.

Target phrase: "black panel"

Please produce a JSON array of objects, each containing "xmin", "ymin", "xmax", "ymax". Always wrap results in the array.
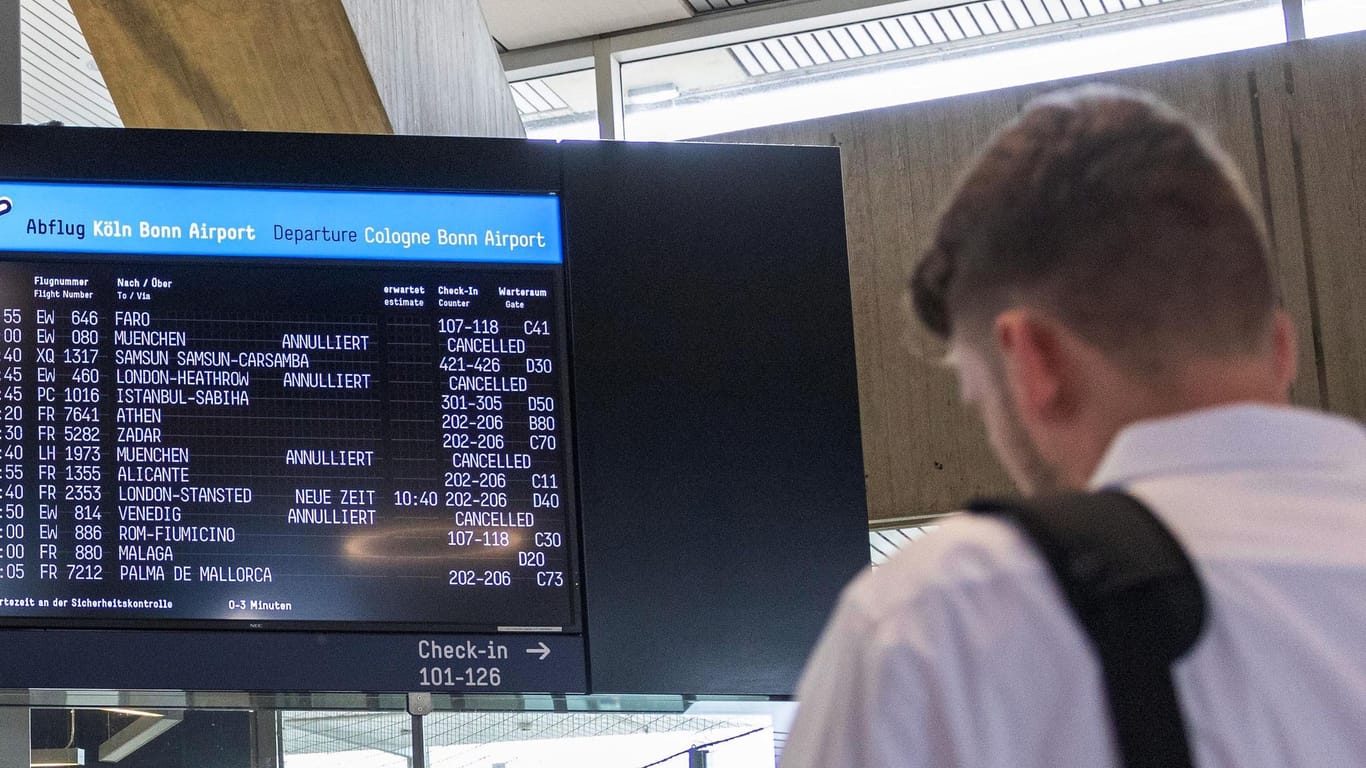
[
  {"xmin": 0, "ymin": 124, "xmax": 560, "ymax": 193},
  {"xmin": 0, "ymin": 629, "xmax": 585, "ymax": 692},
  {"xmin": 0, "ymin": 126, "xmax": 867, "ymax": 697},
  {"xmin": 563, "ymin": 141, "xmax": 867, "ymax": 695}
]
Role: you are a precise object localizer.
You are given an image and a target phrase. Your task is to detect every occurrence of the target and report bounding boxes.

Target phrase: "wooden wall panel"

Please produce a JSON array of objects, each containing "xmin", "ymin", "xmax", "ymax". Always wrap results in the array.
[
  {"xmin": 714, "ymin": 92, "xmax": 1027, "ymax": 521},
  {"xmin": 1249, "ymin": 49, "xmax": 1331, "ymax": 412},
  {"xmin": 70, "ymin": 0, "xmax": 391, "ymax": 133},
  {"xmin": 709, "ymin": 43, "xmax": 1346, "ymax": 521},
  {"xmin": 1081, "ymin": 48, "xmax": 1325, "ymax": 410},
  {"xmin": 341, "ymin": 0, "xmax": 525, "ymax": 138},
  {"xmin": 1259, "ymin": 33, "xmax": 1366, "ymax": 421}
]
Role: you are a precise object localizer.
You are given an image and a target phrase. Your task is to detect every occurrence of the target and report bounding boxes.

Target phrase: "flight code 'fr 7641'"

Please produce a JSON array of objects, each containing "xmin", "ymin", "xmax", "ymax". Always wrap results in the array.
[{"xmin": 0, "ymin": 258, "xmax": 575, "ymax": 629}]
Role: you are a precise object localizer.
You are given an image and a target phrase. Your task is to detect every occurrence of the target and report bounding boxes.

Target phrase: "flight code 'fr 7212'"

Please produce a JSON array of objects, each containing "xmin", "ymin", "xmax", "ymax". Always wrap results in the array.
[{"xmin": 0, "ymin": 259, "xmax": 576, "ymax": 629}]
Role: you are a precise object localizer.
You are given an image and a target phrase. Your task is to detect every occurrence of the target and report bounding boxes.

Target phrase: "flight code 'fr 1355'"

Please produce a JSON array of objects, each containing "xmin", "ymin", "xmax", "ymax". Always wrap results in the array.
[{"xmin": 0, "ymin": 261, "xmax": 577, "ymax": 629}]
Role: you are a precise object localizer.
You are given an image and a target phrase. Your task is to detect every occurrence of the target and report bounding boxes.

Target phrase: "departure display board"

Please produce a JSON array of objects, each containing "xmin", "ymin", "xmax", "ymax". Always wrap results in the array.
[{"xmin": 0, "ymin": 181, "xmax": 579, "ymax": 633}]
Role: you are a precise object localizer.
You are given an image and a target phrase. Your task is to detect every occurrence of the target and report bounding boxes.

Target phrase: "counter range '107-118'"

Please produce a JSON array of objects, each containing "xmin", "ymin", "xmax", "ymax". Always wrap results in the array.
[{"xmin": 0, "ymin": 257, "xmax": 580, "ymax": 632}]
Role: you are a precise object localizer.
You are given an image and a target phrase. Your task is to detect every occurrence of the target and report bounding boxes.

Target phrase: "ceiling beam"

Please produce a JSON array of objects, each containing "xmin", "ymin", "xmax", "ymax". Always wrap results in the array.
[
  {"xmin": 484, "ymin": 0, "xmax": 694, "ymax": 51},
  {"xmin": 99, "ymin": 712, "xmax": 184, "ymax": 763}
]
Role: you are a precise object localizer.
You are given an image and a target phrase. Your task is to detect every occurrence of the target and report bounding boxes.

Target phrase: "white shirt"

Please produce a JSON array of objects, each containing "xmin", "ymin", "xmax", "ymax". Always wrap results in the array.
[{"xmin": 782, "ymin": 404, "xmax": 1366, "ymax": 768}]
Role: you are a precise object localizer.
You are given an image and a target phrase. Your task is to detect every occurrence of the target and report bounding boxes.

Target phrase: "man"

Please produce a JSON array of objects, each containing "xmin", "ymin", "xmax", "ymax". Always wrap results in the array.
[{"xmin": 781, "ymin": 85, "xmax": 1366, "ymax": 767}]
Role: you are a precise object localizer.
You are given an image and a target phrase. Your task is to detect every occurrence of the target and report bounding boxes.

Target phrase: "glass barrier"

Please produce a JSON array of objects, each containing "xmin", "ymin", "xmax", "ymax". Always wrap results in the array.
[
  {"xmin": 9, "ymin": 691, "xmax": 794, "ymax": 767},
  {"xmin": 284, "ymin": 710, "xmax": 413, "ymax": 767}
]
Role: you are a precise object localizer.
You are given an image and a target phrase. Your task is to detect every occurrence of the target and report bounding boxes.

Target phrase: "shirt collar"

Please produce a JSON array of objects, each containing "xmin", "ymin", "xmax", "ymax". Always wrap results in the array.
[{"xmin": 1089, "ymin": 403, "xmax": 1366, "ymax": 490}]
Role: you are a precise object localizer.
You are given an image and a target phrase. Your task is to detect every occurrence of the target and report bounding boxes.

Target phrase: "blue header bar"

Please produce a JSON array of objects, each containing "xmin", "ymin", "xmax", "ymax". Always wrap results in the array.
[{"xmin": 0, "ymin": 180, "xmax": 562, "ymax": 264}]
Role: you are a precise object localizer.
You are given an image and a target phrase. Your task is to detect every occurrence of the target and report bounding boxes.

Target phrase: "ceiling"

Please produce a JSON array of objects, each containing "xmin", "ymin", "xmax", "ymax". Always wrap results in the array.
[
  {"xmin": 12, "ymin": 0, "xmax": 797, "ymax": 127},
  {"xmin": 481, "ymin": 0, "xmax": 787, "ymax": 50}
]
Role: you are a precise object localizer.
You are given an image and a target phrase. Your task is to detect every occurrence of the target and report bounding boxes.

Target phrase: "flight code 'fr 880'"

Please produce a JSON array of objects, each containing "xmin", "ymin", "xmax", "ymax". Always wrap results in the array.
[{"xmin": 0, "ymin": 263, "xmax": 578, "ymax": 629}]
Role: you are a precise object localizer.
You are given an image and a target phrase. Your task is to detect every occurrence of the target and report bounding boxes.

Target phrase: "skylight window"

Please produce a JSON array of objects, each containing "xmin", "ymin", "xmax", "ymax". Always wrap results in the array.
[
  {"xmin": 620, "ymin": 0, "xmax": 1285, "ymax": 140},
  {"xmin": 726, "ymin": 0, "xmax": 1187, "ymax": 79}
]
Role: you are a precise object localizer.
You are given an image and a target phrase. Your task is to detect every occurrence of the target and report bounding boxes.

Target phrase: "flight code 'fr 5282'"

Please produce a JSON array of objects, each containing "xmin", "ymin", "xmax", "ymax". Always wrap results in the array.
[{"xmin": 0, "ymin": 259, "xmax": 579, "ymax": 630}]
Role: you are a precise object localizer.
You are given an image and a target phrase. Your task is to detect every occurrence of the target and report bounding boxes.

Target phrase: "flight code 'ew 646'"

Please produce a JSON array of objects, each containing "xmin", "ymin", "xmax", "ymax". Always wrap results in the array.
[{"xmin": 0, "ymin": 260, "xmax": 580, "ymax": 630}]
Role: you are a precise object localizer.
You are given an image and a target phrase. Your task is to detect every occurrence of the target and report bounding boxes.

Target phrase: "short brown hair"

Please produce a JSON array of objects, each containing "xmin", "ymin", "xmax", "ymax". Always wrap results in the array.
[{"xmin": 911, "ymin": 85, "xmax": 1276, "ymax": 367}]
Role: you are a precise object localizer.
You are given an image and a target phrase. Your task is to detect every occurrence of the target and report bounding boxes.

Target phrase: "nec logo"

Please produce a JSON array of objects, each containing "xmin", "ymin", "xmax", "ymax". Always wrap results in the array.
[{"xmin": 0, "ymin": 197, "xmax": 11, "ymax": 217}]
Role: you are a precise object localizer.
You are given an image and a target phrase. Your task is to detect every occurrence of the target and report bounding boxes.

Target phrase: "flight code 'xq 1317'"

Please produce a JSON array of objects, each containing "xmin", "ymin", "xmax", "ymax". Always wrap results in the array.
[{"xmin": 0, "ymin": 261, "xmax": 579, "ymax": 630}]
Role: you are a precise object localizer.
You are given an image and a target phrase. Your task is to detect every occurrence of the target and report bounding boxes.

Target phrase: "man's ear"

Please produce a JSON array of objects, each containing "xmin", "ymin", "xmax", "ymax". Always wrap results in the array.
[{"xmin": 993, "ymin": 309, "xmax": 1069, "ymax": 423}]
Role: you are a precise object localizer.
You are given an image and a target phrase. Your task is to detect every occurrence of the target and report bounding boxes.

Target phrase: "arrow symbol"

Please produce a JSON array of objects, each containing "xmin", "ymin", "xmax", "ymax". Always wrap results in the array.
[
  {"xmin": 525, "ymin": 641, "xmax": 550, "ymax": 661},
  {"xmin": 0, "ymin": 197, "xmax": 11, "ymax": 217}
]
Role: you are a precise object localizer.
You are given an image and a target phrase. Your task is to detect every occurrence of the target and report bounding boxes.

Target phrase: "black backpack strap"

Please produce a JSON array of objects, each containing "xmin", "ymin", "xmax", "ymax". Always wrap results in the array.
[{"xmin": 968, "ymin": 491, "xmax": 1207, "ymax": 768}]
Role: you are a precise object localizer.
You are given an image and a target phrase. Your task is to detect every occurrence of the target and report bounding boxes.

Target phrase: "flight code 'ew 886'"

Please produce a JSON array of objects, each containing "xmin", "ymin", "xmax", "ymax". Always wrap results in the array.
[{"xmin": 0, "ymin": 260, "xmax": 580, "ymax": 630}]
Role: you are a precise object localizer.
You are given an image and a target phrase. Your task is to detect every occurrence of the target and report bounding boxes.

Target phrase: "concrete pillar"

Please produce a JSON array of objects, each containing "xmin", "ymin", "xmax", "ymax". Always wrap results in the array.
[
  {"xmin": 0, "ymin": 706, "xmax": 30, "ymax": 766},
  {"xmin": 340, "ymin": 0, "xmax": 526, "ymax": 138},
  {"xmin": 0, "ymin": 0, "xmax": 20, "ymax": 124}
]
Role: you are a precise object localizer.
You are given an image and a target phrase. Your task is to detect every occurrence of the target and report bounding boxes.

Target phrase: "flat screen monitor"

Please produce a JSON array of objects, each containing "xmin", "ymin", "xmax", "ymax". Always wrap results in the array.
[
  {"xmin": 0, "ymin": 126, "xmax": 868, "ymax": 696},
  {"xmin": 0, "ymin": 180, "xmax": 578, "ymax": 633}
]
